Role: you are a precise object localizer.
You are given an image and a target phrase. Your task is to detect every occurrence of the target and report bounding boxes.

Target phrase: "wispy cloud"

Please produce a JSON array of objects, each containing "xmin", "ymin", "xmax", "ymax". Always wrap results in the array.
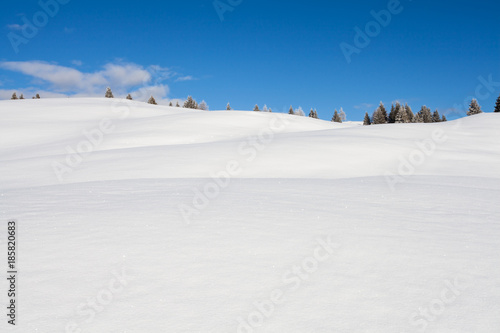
[
  {"xmin": 71, "ymin": 60, "xmax": 83, "ymax": 66},
  {"xmin": 7, "ymin": 24, "xmax": 23, "ymax": 31},
  {"xmin": 353, "ymin": 103, "xmax": 374, "ymax": 110},
  {"xmin": 175, "ymin": 75, "xmax": 196, "ymax": 82}
]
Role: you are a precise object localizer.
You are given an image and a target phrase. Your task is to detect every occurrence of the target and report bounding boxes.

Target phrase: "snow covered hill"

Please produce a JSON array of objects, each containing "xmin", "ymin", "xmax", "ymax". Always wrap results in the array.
[{"xmin": 1, "ymin": 98, "xmax": 499, "ymax": 332}]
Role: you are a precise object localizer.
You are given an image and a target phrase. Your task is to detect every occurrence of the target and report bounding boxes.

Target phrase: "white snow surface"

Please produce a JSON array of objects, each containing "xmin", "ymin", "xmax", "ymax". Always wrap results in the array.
[{"xmin": 1, "ymin": 98, "xmax": 499, "ymax": 332}]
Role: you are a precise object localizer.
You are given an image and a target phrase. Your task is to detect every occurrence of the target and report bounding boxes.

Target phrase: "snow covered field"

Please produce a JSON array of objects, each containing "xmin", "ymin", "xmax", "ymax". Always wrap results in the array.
[{"xmin": 1, "ymin": 98, "xmax": 499, "ymax": 332}]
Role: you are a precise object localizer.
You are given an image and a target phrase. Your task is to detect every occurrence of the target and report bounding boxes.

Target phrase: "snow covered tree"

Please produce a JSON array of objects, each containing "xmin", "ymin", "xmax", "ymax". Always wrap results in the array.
[
  {"xmin": 441, "ymin": 115, "xmax": 447, "ymax": 122},
  {"xmin": 495, "ymin": 94, "xmax": 500, "ymax": 113},
  {"xmin": 339, "ymin": 108, "xmax": 346, "ymax": 122},
  {"xmin": 19, "ymin": 94, "xmax": 24, "ymax": 100},
  {"xmin": 11, "ymin": 93, "xmax": 17, "ymax": 100},
  {"xmin": 253, "ymin": 104, "xmax": 260, "ymax": 112},
  {"xmin": 395, "ymin": 106, "xmax": 409, "ymax": 123},
  {"xmin": 198, "ymin": 100, "xmax": 208, "ymax": 110},
  {"xmin": 105, "ymin": 87, "xmax": 114, "ymax": 98},
  {"xmin": 467, "ymin": 99, "xmax": 482, "ymax": 116},
  {"xmin": 176, "ymin": 102, "xmax": 180, "ymax": 107},
  {"xmin": 262, "ymin": 105, "xmax": 268, "ymax": 112},
  {"xmin": 413, "ymin": 112, "xmax": 424, "ymax": 123},
  {"xmin": 405, "ymin": 104, "xmax": 413, "ymax": 121},
  {"xmin": 372, "ymin": 106, "xmax": 386, "ymax": 124},
  {"xmin": 184, "ymin": 96, "xmax": 198, "ymax": 109},
  {"xmin": 126, "ymin": 94, "xmax": 133, "ymax": 100},
  {"xmin": 269, "ymin": 108, "xmax": 272, "ymax": 113},
  {"xmin": 148, "ymin": 96, "xmax": 157, "ymax": 105},
  {"xmin": 309, "ymin": 109, "xmax": 315, "ymax": 118},
  {"xmin": 432, "ymin": 110, "xmax": 441, "ymax": 122},
  {"xmin": 313, "ymin": 109, "xmax": 318, "ymax": 119},
  {"xmin": 332, "ymin": 109, "xmax": 342, "ymax": 123},
  {"xmin": 418, "ymin": 106, "xmax": 433, "ymax": 123},
  {"xmin": 295, "ymin": 107, "xmax": 305, "ymax": 116},
  {"xmin": 226, "ymin": 103, "xmax": 231, "ymax": 110},
  {"xmin": 378, "ymin": 102, "xmax": 387, "ymax": 123},
  {"xmin": 363, "ymin": 112, "xmax": 371, "ymax": 125},
  {"xmin": 389, "ymin": 102, "xmax": 402, "ymax": 123},
  {"xmin": 289, "ymin": 106, "xmax": 294, "ymax": 115},
  {"xmin": 169, "ymin": 102, "xmax": 173, "ymax": 107},
  {"xmin": 36, "ymin": 93, "xmax": 40, "ymax": 99}
]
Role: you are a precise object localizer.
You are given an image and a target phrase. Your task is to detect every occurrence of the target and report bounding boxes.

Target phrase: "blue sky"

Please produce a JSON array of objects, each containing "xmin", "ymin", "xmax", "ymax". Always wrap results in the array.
[{"xmin": 1, "ymin": 0, "xmax": 499, "ymax": 120}]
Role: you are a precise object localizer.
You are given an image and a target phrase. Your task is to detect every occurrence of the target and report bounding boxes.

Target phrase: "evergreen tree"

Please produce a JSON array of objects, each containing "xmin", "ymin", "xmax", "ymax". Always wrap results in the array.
[
  {"xmin": 105, "ymin": 87, "xmax": 114, "ymax": 98},
  {"xmin": 198, "ymin": 100, "xmax": 208, "ymax": 110},
  {"xmin": 441, "ymin": 115, "xmax": 447, "ymax": 122},
  {"xmin": 495, "ymin": 94, "xmax": 500, "ymax": 113},
  {"xmin": 379, "ymin": 102, "xmax": 388, "ymax": 123},
  {"xmin": 226, "ymin": 103, "xmax": 231, "ymax": 110},
  {"xmin": 309, "ymin": 109, "xmax": 315, "ymax": 118},
  {"xmin": 169, "ymin": 102, "xmax": 173, "ymax": 107},
  {"xmin": 395, "ymin": 106, "xmax": 409, "ymax": 123},
  {"xmin": 19, "ymin": 94, "xmax": 24, "ymax": 100},
  {"xmin": 332, "ymin": 109, "xmax": 342, "ymax": 123},
  {"xmin": 405, "ymin": 104, "xmax": 413, "ymax": 121},
  {"xmin": 148, "ymin": 96, "xmax": 157, "ymax": 105},
  {"xmin": 432, "ymin": 109, "xmax": 441, "ymax": 122},
  {"xmin": 339, "ymin": 108, "xmax": 346, "ymax": 122},
  {"xmin": 183, "ymin": 96, "xmax": 198, "ymax": 109},
  {"xmin": 262, "ymin": 105, "xmax": 268, "ymax": 112},
  {"xmin": 253, "ymin": 104, "xmax": 260, "ymax": 112},
  {"xmin": 269, "ymin": 108, "xmax": 272, "ymax": 113},
  {"xmin": 176, "ymin": 102, "xmax": 180, "ymax": 107},
  {"xmin": 389, "ymin": 102, "xmax": 402, "ymax": 123},
  {"xmin": 295, "ymin": 107, "xmax": 305, "ymax": 116},
  {"xmin": 11, "ymin": 93, "xmax": 17, "ymax": 100},
  {"xmin": 372, "ymin": 107, "xmax": 386, "ymax": 124},
  {"xmin": 289, "ymin": 106, "xmax": 294, "ymax": 115},
  {"xmin": 419, "ymin": 106, "xmax": 433, "ymax": 123},
  {"xmin": 313, "ymin": 109, "xmax": 318, "ymax": 119},
  {"xmin": 126, "ymin": 94, "xmax": 133, "ymax": 100},
  {"xmin": 363, "ymin": 112, "xmax": 371, "ymax": 125},
  {"xmin": 36, "ymin": 93, "xmax": 40, "ymax": 99},
  {"xmin": 414, "ymin": 113, "xmax": 424, "ymax": 123},
  {"xmin": 467, "ymin": 99, "xmax": 482, "ymax": 116}
]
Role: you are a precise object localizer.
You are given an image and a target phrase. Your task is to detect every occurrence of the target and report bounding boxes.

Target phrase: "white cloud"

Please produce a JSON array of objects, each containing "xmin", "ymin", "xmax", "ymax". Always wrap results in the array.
[
  {"xmin": 175, "ymin": 75, "xmax": 196, "ymax": 82},
  {"xmin": 0, "ymin": 61, "xmax": 196, "ymax": 102},
  {"xmin": 7, "ymin": 24, "xmax": 23, "ymax": 31}
]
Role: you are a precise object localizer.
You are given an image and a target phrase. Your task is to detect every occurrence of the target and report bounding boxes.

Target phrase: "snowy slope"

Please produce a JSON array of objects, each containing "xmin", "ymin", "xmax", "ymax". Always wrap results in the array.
[{"xmin": 1, "ymin": 98, "xmax": 499, "ymax": 333}]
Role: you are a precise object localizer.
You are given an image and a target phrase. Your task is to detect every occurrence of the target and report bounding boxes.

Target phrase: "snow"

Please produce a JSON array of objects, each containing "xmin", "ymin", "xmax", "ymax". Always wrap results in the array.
[{"xmin": 1, "ymin": 98, "xmax": 499, "ymax": 332}]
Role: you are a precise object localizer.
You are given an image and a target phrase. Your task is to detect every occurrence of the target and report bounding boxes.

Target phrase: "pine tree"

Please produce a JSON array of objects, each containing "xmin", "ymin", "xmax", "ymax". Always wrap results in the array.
[
  {"xmin": 148, "ymin": 96, "xmax": 157, "ymax": 105},
  {"xmin": 169, "ymin": 102, "xmax": 173, "ymax": 107},
  {"xmin": 295, "ymin": 107, "xmax": 305, "ymax": 116},
  {"xmin": 289, "ymin": 106, "xmax": 294, "ymax": 115},
  {"xmin": 198, "ymin": 100, "xmax": 208, "ymax": 110},
  {"xmin": 405, "ymin": 104, "xmax": 413, "ymax": 121},
  {"xmin": 11, "ymin": 93, "xmax": 17, "ymax": 100},
  {"xmin": 269, "ymin": 108, "xmax": 272, "ymax": 113},
  {"xmin": 395, "ymin": 106, "xmax": 408, "ymax": 123},
  {"xmin": 309, "ymin": 109, "xmax": 315, "ymax": 118},
  {"xmin": 176, "ymin": 102, "xmax": 180, "ymax": 107},
  {"xmin": 36, "ymin": 93, "xmax": 40, "ymax": 99},
  {"xmin": 441, "ymin": 115, "xmax": 447, "ymax": 122},
  {"xmin": 419, "ymin": 106, "xmax": 433, "ymax": 123},
  {"xmin": 105, "ymin": 87, "xmax": 114, "ymax": 98},
  {"xmin": 339, "ymin": 108, "xmax": 346, "ymax": 122},
  {"xmin": 183, "ymin": 96, "xmax": 198, "ymax": 109},
  {"xmin": 19, "ymin": 94, "xmax": 24, "ymax": 100},
  {"xmin": 372, "ymin": 107, "xmax": 386, "ymax": 124},
  {"xmin": 313, "ymin": 109, "xmax": 318, "ymax": 119},
  {"xmin": 363, "ymin": 112, "xmax": 371, "ymax": 125},
  {"xmin": 467, "ymin": 99, "xmax": 482, "ymax": 116},
  {"xmin": 495, "ymin": 94, "xmax": 500, "ymax": 113},
  {"xmin": 414, "ymin": 113, "xmax": 424, "ymax": 123},
  {"xmin": 388, "ymin": 104, "xmax": 396, "ymax": 123},
  {"xmin": 226, "ymin": 103, "xmax": 231, "ymax": 110},
  {"xmin": 432, "ymin": 110, "xmax": 441, "ymax": 122},
  {"xmin": 332, "ymin": 109, "xmax": 342, "ymax": 123},
  {"xmin": 379, "ymin": 102, "xmax": 388, "ymax": 123},
  {"xmin": 253, "ymin": 104, "xmax": 260, "ymax": 112},
  {"xmin": 126, "ymin": 94, "xmax": 133, "ymax": 100}
]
